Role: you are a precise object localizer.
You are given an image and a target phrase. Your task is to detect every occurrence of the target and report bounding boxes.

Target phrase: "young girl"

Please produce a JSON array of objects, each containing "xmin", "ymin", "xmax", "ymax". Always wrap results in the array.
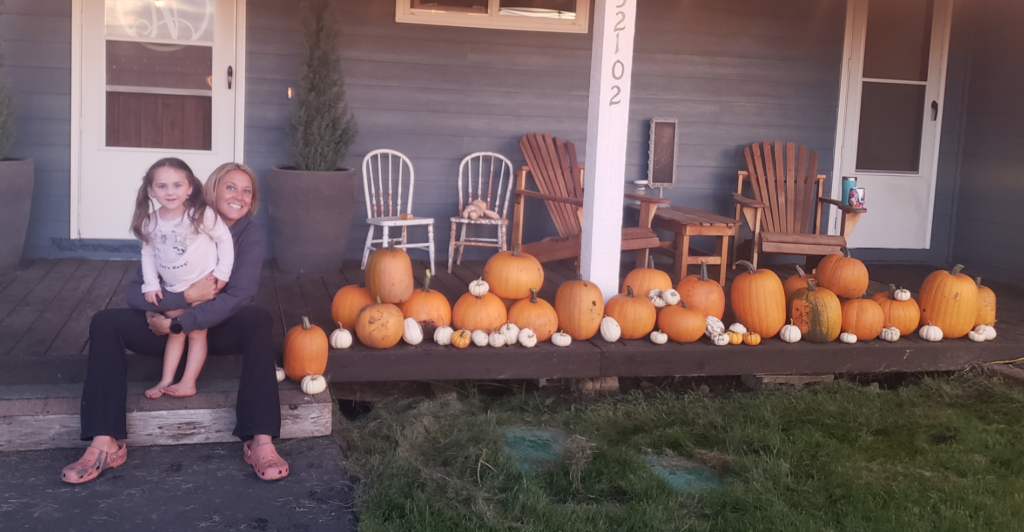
[{"xmin": 129, "ymin": 158, "xmax": 234, "ymax": 399}]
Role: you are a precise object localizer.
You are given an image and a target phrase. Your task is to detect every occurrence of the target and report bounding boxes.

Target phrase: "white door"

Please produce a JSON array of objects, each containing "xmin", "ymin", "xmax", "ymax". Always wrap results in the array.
[
  {"xmin": 76, "ymin": 0, "xmax": 239, "ymax": 239},
  {"xmin": 834, "ymin": 0, "xmax": 953, "ymax": 249}
]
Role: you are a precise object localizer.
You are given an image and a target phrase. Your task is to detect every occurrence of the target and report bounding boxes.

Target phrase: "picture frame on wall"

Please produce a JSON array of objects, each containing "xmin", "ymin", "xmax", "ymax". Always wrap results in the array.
[{"xmin": 647, "ymin": 117, "xmax": 678, "ymax": 189}]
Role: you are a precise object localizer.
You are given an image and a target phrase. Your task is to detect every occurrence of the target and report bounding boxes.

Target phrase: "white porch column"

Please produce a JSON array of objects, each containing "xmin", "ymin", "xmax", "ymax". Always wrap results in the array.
[{"xmin": 580, "ymin": 0, "xmax": 638, "ymax": 300}]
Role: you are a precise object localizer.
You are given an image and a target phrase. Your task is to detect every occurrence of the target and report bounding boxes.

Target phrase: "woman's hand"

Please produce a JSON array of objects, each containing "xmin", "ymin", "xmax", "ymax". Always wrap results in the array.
[
  {"xmin": 144, "ymin": 289, "xmax": 163, "ymax": 305},
  {"xmin": 146, "ymin": 312, "xmax": 172, "ymax": 336},
  {"xmin": 184, "ymin": 275, "xmax": 219, "ymax": 305}
]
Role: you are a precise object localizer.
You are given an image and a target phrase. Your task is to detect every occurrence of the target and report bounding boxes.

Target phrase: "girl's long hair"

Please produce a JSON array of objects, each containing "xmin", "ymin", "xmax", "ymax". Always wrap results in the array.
[{"xmin": 130, "ymin": 158, "xmax": 209, "ymax": 243}]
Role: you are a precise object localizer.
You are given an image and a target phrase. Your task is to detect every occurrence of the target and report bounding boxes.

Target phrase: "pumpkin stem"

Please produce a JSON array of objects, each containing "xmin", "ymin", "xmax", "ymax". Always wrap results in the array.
[
  {"xmin": 807, "ymin": 278, "xmax": 818, "ymax": 291},
  {"xmin": 699, "ymin": 259, "xmax": 708, "ymax": 282},
  {"xmin": 513, "ymin": 243, "xmax": 521, "ymax": 257},
  {"xmin": 301, "ymin": 316, "xmax": 311, "ymax": 330},
  {"xmin": 679, "ymin": 299, "xmax": 688, "ymax": 309},
  {"xmin": 735, "ymin": 260, "xmax": 757, "ymax": 274},
  {"xmin": 423, "ymin": 269, "xmax": 433, "ymax": 293},
  {"xmin": 530, "ymin": 287, "xmax": 538, "ymax": 304},
  {"xmin": 950, "ymin": 264, "xmax": 965, "ymax": 276},
  {"xmin": 975, "ymin": 276, "xmax": 982, "ymax": 288},
  {"xmin": 795, "ymin": 264, "xmax": 807, "ymax": 278},
  {"xmin": 626, "ymin": 285, "xmax": 635, "ymax": 298},
  {"xmin": 887, "ymin": 283, "xmax": 897, "ymax": 299},
  {"xmin": 841, "ymin": 246, "xmax": 851, "ymax": 258},
  {"xmin": 387, "ymin": 241, "xmax": 395, "ymax": 252},
  {"xmin": 376, "ymin": 296, "xmax": 382, "ymax": 304}
]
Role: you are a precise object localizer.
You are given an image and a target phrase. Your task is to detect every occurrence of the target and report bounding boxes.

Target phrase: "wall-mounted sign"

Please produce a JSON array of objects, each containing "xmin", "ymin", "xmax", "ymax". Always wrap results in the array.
[{"xmin": 647, "ymin": 118, "xmax": 678, "ymax": 188}]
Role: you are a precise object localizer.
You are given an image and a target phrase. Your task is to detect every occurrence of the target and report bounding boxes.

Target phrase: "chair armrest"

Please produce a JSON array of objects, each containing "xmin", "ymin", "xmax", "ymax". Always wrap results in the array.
[
  {"xmin": 624, "ymin": 193, "xmax": 670, "ymax": 205},
  {"xmin": 732, "ymin": 192, "xmax": 764, "ymax": 208},
  {"xmin": 515, "ymin": 188, "xmax": 584, "ymax": 206},
  {"xmin": 818, "ymin": 197, "xmax": 867, "ymax": 214}
]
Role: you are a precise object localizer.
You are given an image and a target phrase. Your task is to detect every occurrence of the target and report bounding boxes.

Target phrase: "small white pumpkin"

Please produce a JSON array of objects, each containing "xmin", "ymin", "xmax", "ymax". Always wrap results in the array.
[
  {"xmin": 879, "ymin": 326, "xmax": 900, "ymax": 343},
  {"xmin": 661, "ymin": 288, "xmax": 681, "ymax": 306},
  {"xmin": 705, "ymin": 316, "xmax": 726, "ymax": 338},
  {"xmin": 839, "ymin": 331, "xmax": 857, "ymax": 344},
  {"xmin": 300, "ymin": 374, "xmax": 327, "ymax": 395},
  {"xmin": 468, "ymin": 278, "xmax": 489, "ymax": 298},
  {"xmin": 472, "ymin": 329, "xmax": 489, "ymax": 347},
  {"xmin": 647, "ymin": 289, "xmax": 667, "ymax": 308},
  {"xmin": 403, "ymin": 317, "xmax": 423, "ymax": 346},
  {"xmin": 551, "ymin": 330, "xmax": 572, "ymax": 347},
  {"xmin": 967, "ymin": 329, "xmax": 986, "ymax": 343},
  {"xmin": 275, "ymin": 366, "xmax": 286, "ymax": 383},
  {"xmin": 779, "ymin": 323, "xmax": 801, "ymax": 344},
  {"xmin": 973, "ymin": 324, "xmax": 996, "ymax": 341},
  {"xmin": 600, "ymin": 316, "xmax": 622, "ymax": 343},
  {"xmin": 650, "ymin": 330, "xmax": 668, "ymax": 345},
  {"xmin": 893, "ymin": 287, "xmax": 912, "ymax": 302},
  {"xmin": 499, "ymin": 322, "xmax": 520, "ymax": 345},
  {"xmin": 518, "ymin": 328, "xmax": 537, "ymax": 348},
  {"xmin": 728, "ymin": 323, "xmax": 748, "ymax": 335},
  {"xmin": 434, "ymin": 325, "xmax": 454, "ymax": 346},
  {"xmin": 710, "ymin": 332, "xmax": 730, "ymax": 346},
  {"xmin": 329, "ymin": 324, "xmax": 353, "ymax": 349},
  {"xmin": 488, "ymin": 330, "xmax": 507, "ymax": 348},
  {"xmin": 918, "ymin": 324, "xmax": 943, "ymax": 342}
]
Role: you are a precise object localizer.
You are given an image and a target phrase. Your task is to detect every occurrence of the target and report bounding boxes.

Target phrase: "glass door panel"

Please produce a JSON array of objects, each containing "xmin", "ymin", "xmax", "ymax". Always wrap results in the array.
[{"xmin": 855, "ymin": 82, "xmax": 926, "ymax": 172}]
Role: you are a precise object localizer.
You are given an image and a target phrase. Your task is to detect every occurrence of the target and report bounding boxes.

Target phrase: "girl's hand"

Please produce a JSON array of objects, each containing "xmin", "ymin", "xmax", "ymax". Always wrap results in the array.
[
  {"xmin": 144, "ymin": 289, "xmax": 163, "ymax": 305},
  {"xmin": 184, "ymin": 275, "xmax": 218, "ymax": 305},
  {"xmin": 146, "ymin": 312, "xmax": 171, "ymax": 336}
]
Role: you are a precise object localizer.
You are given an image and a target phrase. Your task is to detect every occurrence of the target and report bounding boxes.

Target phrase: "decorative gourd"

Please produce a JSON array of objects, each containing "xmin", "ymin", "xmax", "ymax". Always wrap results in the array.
[
  {"xmin": 604, "ymin": 286, "xmax": 657, "ymax": 339},
  {"xmin": 275, "ymin": 366, "xmax": 286, "ymax": 383},
  {"xmin": 974, "ymin": 277, "xmax": 997, "ymax": 327},
  {"xmin": 398, "ymin": 270, "xmax": 452, "ymax": 335},
  {"xmin": 434, "ymin": 324, "xmax": 454, "ymax": 346},
  {"xmin": 329, "ymin": 324, "xmax": 353, "ymax": 349},
  {"xmin": 471, "ymin": 330, "xmax": 489, "ymax": 347},
  {"xmin": 551, "ymin": 330, "xmax": 572, "ymax": 347},
  {"xmin": 403, "ymin": 317, "xmax": 423, "ymax": 346},
  {"xmin": 354, "ymin": 298, "xmax": 405, "ymax": 349},
  {"xmin": 879, "ymin": 326, "xmax": 900, "ymax": 343},
  {"xmin": 284, "ymin": 316, "xmax": 328, "ymax": 381},
  {"xmin": 728, "ymin": 323, "xmax": 747, "ymax": 334},
  {"xmin": 705, "ymin": 316, "xmax": 725, "ymax": 338},
  {"xmin": 468, "ymin": 278, "xmax": 490, "ymax": 297},
  {"xmin": 742, "ymin": 331, "xmax": 761, "ymax": 346},
  {"xmin": 507, "ymin": 288, "xmax": 558, "ymax": 342},
  {"xmin": 726, "ymin": 330, "xmax": 743, "ymax": 345},
  {"xmin": 657, "ymin": 301, "xmax": 705, "ymax": 343},
  {"xmin": 300, "ymin": 374, "xmax": 327, "ymax": 395},
  {"xmin": 554, "ymin": 280, "xmax": 604, "ymax": 340},
  {"xmin": 488, "ymin": 331, "xmax": 507, "ymax": 347},
  {"xmin": 676, "ymin": 260, "xmax": 726, "ymax": 319},
  {"xmin": 648, "ymin": 289, "xmax": 667, "ymax": 309},
  {"xmin": 871, "ymin": 284, "xmax": 921, "ymax": 337},
  {"xmin": 622, "ymin": 257, "xmax": 672, "ymax": 298},
  {"xmin": 650, "ymin": 330, "xmax": 668, "ymax": 345},
  {"xmin": 779, "ymin": 321, "xmax": 801, "ymax": 343},
  {"xmin": 918, "ymin": 324, "xmax": 943, "ymax": 342},
  {"xmin": 839, "ymin": 331, "xmax": 857, "ymax": 344},
  {"xmin": 365, "ymin": 244, "xmax": 414, "ymax": 304},
  {"xmin": 331, "ymin": 285, "xmax": 375, "ymax": 331},
  {"xmin": 918, "ymin": 264, "xmax": 978, "ymax": 339},
  {"xmin": 967, "ymin": 329, "xmax": 986, "ymax": 343},
  {"xmin": 483, "ymin": 244, "xmax": 544, "ymax": 300},
  {"xmin": 452, "ymin": 292, "xmax": 507, "ymax": 332},
  {"xmin": 600, "ymin": 316, "xmax": 622, "ymax": 343},
  {"xmin": 731, "ymin": 260, "xmax": 786, "ymax": 338},
  {"xmin": 840, "ymin": 297, "xmax": 884, "ymax": 341},
  {"xmin": 518, "ymin": 328, "xmax": 538, "ymax": 348},
  {"xmin": 451, "ymin": 329, "xmax": 471, "ymax": 349},
  {"xmin": 815, "ymin": 247, "xmax": 869, "ymax": 299},
  {"xmin": 788, "ymin": 279, "xmax": 841, "ymax": 343},
  {"xmin": 710, "ymin": 332, "xmax": 730, "ymax": 346},
  {"xmin": 973, "ymin": 324, "xmax": 996, "ymax": 341},
  {"xmin": 661, "ymin": 288, "xmax": 681, "ymax": 306},
  {"xmin": 498, "ymin": 322, "xmax": 520, "ymax": 345},
  {"xmin": 783, "ymin": 265, "xmax": 815, "ymax": 301}
]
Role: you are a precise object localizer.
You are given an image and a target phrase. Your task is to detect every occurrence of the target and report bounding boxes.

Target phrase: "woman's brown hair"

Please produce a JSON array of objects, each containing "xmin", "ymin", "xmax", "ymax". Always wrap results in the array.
[
  {"xmin": 129, "ymin": 158, "xmax": 208, "ymax": 243},
  {"xmin": 204, "ymin": 162, "xmax": 259, "ymax": 217}
]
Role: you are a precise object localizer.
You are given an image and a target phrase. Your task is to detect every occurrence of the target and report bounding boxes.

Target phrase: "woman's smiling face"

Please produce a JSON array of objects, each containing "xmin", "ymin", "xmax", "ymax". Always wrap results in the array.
[{"xmin": 215, "ymin": 170, "xmax": 253, "ymax": 226}]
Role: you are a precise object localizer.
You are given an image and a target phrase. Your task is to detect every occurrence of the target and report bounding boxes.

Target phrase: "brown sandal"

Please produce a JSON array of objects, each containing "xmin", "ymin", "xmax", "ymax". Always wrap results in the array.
[
  {"xmin": 61, "ymin": 442, "xmax": 128, "ymax": 484},
  {"xmin": 243, "ymin": 440, "xmax": 289, "ymax": 481}
]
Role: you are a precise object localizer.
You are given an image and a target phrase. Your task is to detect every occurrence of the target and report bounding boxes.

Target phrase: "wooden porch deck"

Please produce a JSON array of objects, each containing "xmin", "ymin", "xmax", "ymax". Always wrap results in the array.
[{"xmin": 1, "ymin": 258, "xmax": 1021, "ymax": 386}]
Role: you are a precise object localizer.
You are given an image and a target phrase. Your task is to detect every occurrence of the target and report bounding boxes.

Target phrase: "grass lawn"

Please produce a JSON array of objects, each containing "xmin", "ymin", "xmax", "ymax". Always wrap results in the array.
[{"xmin": 340, "ymin": 371, "xmax": 1024, "ymax": 532}]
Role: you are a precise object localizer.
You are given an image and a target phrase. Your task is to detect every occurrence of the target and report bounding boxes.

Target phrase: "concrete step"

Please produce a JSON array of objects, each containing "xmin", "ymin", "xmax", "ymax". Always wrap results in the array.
[{"xmin": 0, "ymin": 378, "xmax": 332, "ymax": 452}]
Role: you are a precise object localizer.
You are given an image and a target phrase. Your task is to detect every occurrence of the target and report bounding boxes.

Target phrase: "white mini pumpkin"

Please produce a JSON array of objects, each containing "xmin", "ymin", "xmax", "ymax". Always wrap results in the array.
[
  {"xmin": 705, "ymin": 316, "xmax": 725, "ymax": 338},
  {"xmin": 647, "ymin": 289, "xmax": 667, "ymax": 308},
  {"xmin": 967, "ymin": 329, "xmax": 986, "ymax": 343},
  {"xmin": 779, "ymin": 323, "xmax": 801, "ymax": 344},
  {"xmin": 300, "ymin": 374, "xmax": 327, "ymax": 395},
  {"xmin": 728, "ymin": 323, "xmax": 748, "ymax": 335},
  {"xmin": 893, "ymin": 287, "xmax": 912, "ymax": 302},
  {"xmin": 600, "ymin": 316, "xmax": 622, "ymax": 343},
  {"xmin": 661, "ymin": 289, "xmax": 681, "ymax": 306},
  {"xmin": 468, "ymin": 278, "xmax": 489, "ymax": 297},
  {"xmin": 434, "ymin": 325, "xmax": 454, "ymax": 346},
  {"xmin": 488, "ymin": 331, "xmax": 507, "ymax": 347},
  {"xmin": 879, "ymin": 326, "xmax": 900, "ymax": 343},
  {"xmin": 650, "ymin": 330, "xmax": 668, "ymax": 345},
  {"xmin": 918, "ymin": 324, "xmax": 943, "ymax": 342},
  {"xmin": 518, "ymin": 328, "xmax": 537, "ymax": 348},
  {"xmin": 551, "ymin": 330, "xmax": 572, "ymax": 347},
  {"xmin": 472, "ymin": 329, "xmax": 489, "ymax": 346},
  {"xmin": 710, "ymin": 332, "xmax": 730, "ymax": 346},
  {"xmin": 973, "ymin": 324, "xmax": 996, "ymax": 341},
  {"xmin": 499, "ymin": 322, "xmax": 520, "ymax": 345},
  {"xmin": 329, "ymin": 324, "xmax": 353, "ymax": 350},
  {"xmin": 839, "ymin": 331, "xmax": 857, "ymax": 344},
  {"xmin": 275, "ymin": 366, "xmax": 286, "ymax": 383},
  {"xmin": 403, "ymin": 317, "xmax": 423, "ymax": 346}
]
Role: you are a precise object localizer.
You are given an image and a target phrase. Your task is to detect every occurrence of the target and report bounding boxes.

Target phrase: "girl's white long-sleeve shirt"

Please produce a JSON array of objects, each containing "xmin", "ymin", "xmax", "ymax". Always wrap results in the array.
[{"xmin": 141, "ymin": 208, "xmax": 234, "ymax": 294}]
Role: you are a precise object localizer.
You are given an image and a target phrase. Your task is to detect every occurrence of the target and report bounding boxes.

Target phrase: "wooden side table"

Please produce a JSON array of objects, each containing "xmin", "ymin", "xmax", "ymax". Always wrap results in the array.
[{"xmin": 642, "ymin": 206, "xmax": 738, "ymax": 286}]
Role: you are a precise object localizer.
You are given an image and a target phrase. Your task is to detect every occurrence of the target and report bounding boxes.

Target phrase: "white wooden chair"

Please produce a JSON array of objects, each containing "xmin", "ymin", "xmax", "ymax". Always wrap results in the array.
[
  {"xmin": 448, "ymin": 152, "xmax": 515, "ymax": 272},
  {"xmin": 360, "ymin": 149, "xmax": 435, "ymax": 273}
]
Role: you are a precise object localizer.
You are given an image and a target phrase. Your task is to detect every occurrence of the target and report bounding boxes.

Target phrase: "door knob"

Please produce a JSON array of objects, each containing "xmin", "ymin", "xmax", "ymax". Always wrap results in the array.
[
  {"xmin": 227, "ymin": 66, "xmax": 234, "ymax": 89},
  {"xmin": 931, "ymin": 101, "xmax": 938, "ymax": 121}
]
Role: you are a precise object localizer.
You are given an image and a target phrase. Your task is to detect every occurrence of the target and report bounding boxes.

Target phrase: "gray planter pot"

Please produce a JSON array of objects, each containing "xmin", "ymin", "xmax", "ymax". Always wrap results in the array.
[
  {"xmin": 267, "ymin": 165, "xmax": 357, "ymax": 274},
  {"xmin": 0, "ymin": 159, "xmax": 34, "ymax": 274}
]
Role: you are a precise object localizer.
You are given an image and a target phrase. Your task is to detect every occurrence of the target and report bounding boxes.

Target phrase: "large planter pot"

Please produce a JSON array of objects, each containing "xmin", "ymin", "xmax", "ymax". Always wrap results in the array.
[
  {"xmin": 0, "ymin": 159, "xmax": 34, "ymax": 274},
  {"xmin": 267, "ymin": 166, "xmax": 357, "ymax": 274}
]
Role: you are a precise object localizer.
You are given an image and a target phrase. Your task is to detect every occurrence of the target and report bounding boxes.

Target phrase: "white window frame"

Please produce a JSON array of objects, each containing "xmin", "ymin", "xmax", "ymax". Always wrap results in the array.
[{"xmin": 395, "ymin": 0, "xmax": 590, "ymax": 33}]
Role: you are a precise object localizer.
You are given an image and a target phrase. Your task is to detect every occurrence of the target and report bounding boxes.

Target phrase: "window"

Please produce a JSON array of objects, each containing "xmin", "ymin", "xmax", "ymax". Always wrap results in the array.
[{"xmin": 396, "ymin": 0, "xmax": 589, "ymax": 33}]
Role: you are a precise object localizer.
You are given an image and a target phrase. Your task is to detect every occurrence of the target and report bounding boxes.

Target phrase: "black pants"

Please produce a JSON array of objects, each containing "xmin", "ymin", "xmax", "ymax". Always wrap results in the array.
[{"xmin": 80, "ymin": 305, "xmax": 280, "ymax": 441}]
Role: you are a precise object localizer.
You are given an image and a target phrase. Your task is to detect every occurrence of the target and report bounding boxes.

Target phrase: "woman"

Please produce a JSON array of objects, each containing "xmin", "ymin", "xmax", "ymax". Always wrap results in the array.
[{"xmin": 61, "ymin": 162, "xmax": 289, "ymax": 483}]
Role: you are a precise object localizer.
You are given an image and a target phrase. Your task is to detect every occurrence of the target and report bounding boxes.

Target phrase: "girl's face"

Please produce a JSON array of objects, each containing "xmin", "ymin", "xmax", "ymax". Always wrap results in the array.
[
  {"xmin": 215, "ymin": 169, "xmax": 253, "ymax": 226},
  {"xmin": 149, "ymin": 166, "xmax": 193, "ymax": 213}
]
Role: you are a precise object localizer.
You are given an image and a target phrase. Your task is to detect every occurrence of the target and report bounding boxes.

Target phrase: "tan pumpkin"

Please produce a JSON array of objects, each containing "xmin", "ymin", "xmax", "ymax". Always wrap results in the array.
[
  {"xmin": 815, "ymin": 248, "xmax": 869, "ymax": 299},
  {"xmin": 554, "ymin": 279, "xmax": 604, "ymax": 340},
  {"xmin": 483, "ymin": 244, "xmax": 544, "ymax": 300},
  {"xmin": 871, "ymin": 284, "xmax": 920, "ymax": 337},
  {"xmin": 974, "ymin": 277, "xmax": 996, "ymax": 327},
  {"xmin": 783, "ymin": 265, "xmax": 815, "ymax": 302},
  {"xmin": 354, "ymin": 298, "xmax": 405, "ymax": 349},
  {"xmin": 918, "ymin": 264, "xmax": 978, "ymax": 339},
  {"xmin": 675, "ymin": 259, "xmax": 725, "ymax": 320},
  {"xmin": 507, "ymin": 288, "xmax": 559, "ymax": 342},
  {"xmin": 365, "ymin": 244, "xmax": 414, "ymax": 304},
  {"xmin": 788, "ymin": 279, "xmax": 841, "ymax": 343},
  {"xmin": 840, "ymin": 297, "xmax": 884, "ymax": 341},
  {"xmin": 451, "ymin": 329, "xmax": 471, "ymax": 349},
  {"xmin": 452, "ymin": 291, "xmax": 507, "ymax": 332},
  {"xmin": 621, "ymin": 257, "xmax": 672, "ymax": 297},
  {"xmin": 397, "ymin": 270, "xmax": 452, "ymax": 335},
  {"xmin": 331, "ymin": 285, "xmax": 374, "ymax": 331},
  {"xmin": 283, "ymin": 316, "xmax": 328, "ymax": 381},
  {"xmin": 604, "ymin": 286, "xmax": 657, "ymax": 339},
  {"xmin": 656, "ymin": 301, "xmax": 705, "ymax": 343},
  {"xmin": 730, "ymin": 260, "xmax": 786, "ymax": 338}
]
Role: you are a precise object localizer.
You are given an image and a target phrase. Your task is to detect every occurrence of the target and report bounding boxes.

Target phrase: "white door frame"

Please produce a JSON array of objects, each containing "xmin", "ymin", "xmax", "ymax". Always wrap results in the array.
[{"xmin": 69, "ymin": 0, "xmax": 247, "ymax": 239}]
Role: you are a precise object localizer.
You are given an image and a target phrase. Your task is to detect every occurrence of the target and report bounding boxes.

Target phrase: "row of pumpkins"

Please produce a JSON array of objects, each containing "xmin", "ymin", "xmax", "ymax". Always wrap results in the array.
[{"xmin": 279, "ymin": 245, "xmax": 998, "ymax": 393}]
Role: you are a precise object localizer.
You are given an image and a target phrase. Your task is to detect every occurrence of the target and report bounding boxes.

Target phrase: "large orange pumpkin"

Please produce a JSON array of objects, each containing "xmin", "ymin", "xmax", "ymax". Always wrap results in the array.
[
  {"xmin": 354, "ymin": 298, "xmax": 405, "ymax": 349},
  {"xmin": 788, "ymin": 279, "xmax": 841, "ymax": 343},
  {"xmin": 974, "ymin": 277, "xmax": 996, "ymax": 326},
  {"xmin": 840, "ymin": 297, "xmax": 884, "ymax": 340},
  {"xmin": 621, "ymin": 258, "xmax": 672, "ymax": 297},
  {"xmin": 483, "ymin": 244, "xmax": 544, "ymax": 300},
  {"xmin": 452, "ymin": 292, "xmax": 507, "ymax": 332},
  {"xmin": 284, "ymin": 316, "xmax": 328, "ymax": 381},
  {"xmin": 676, "ymin": 260, "xmax": 725, "ymax": 319},
  {"xmin": 398, "ymin": 270, "xmax": 452, "ymax": 335},
  {"xmin": 555, "ymin": 279, "xmax": 604, "ymax": 340},
  {"xmin": 731, "ymin": 260, "xmax": 786, "ymax": 338},
  {"xmin": 604, "ymin": 286, "xmax": 657, "ymax": 339},
  {"xmin": 815, "ymin": 248, "xmax": 869, "ymax": 299},
  {"xmin": 783, "ymin": 265, "xmax": 815, "ymax": 301},
  {"xmin": 365, "ymin": 244, "xmax": 414, "ymax": 304},
  {"xmin": 918, "ymin": 264, "xmax": 977, "ymax": 339},
  {"xmin": 331, "ymin": 284, "xmax": 374, "ymax": 330},
  {"xmin": 507, "ymin": 288, "xmax": 559, "ymax": 341},
  {"xmin": 656, "ymin": 301, "xmax": 705, "ymax": 343},
  {"xmin": 871, "ymin": 284, "xmax": 920, "ymax": 336}
]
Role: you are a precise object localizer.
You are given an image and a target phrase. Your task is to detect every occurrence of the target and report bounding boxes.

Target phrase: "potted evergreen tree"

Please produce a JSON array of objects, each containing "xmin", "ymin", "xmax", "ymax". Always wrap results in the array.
[
  {"xmin": 267, "ymin": 0, "xmax": 358, "ymax": 274},
  {"xmin": 0, "ymin": 9, "xmax": 33, "ymax": 275}
]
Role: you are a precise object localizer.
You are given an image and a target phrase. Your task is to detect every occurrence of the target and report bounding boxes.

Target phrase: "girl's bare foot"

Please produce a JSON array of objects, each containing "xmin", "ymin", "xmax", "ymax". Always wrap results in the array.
[
  {"xmin": 162, "ymin": 382, "xmax": 197, "ymax": 397},
  {"xmin": 145, "ymin": 381, "xmax": 172, "ymax": 399}
]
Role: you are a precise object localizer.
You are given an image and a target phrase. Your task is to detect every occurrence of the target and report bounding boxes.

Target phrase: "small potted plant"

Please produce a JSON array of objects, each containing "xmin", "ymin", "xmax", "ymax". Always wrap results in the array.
[
  {"xmin": 0, "ymin": 14, "xmax": 33, "ymax": 275},
  {"xmin": 267, "ymin": 0, "xmax": 358, "ymax": 274}
]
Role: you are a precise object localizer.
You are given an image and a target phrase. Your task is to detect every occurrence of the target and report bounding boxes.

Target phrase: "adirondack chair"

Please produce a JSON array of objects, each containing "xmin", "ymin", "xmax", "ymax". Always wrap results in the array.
[
  {"xmin": 510, "ymin": 133, "xmax": 668, "ymax": 266},
  {"xmin": 733, "ymin": 141, "xmax": 867, "ymax": 269}
]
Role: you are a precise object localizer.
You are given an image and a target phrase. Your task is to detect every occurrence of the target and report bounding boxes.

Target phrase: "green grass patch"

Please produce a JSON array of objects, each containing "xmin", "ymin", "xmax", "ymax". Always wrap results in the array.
[{"xmin": 341, "ymin": 372, "xmax": 1024, "ymax": 531}]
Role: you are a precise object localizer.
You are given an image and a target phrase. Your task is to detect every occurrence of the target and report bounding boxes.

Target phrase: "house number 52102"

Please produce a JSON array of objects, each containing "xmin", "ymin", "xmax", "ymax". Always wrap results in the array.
[{"xmin": 609, "ymin": 0, "xmax": 627, "ymax": 106}]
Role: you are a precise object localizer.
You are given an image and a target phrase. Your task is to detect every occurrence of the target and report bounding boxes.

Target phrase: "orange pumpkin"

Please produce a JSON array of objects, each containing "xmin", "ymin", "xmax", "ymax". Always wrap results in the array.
[
  {"xmin": 365, "ymin": 244, "xmax": 414, "ymax": 304},
  {"xmin": 974, "ymin": 277, "xmax": 996, "ymax": 326},
  {"xmin": 354, "ymin": 298, "xmax": 405, "ymax": 349},
  {"xmin": 676, "ymin": 259, "xmax": 725, "ymax": 319},
  {"xmin": 604, "ymin": 286, "xmax": 657, "ymax": 339},
  {"xmin": 730, "ymin": 260, "xmax": 786, "ymax": 338},
  {"xmin": 788, "ymin": 279, "xmax": 841, "ymax": 343},
  {"xmin": 331, "ymin": 284, "xmax": 374, "ymax": 330},
  {"xmin": 622, "ymin": 257, "xmax": 672, "ymax": 297},
  {"xmin": 815, "ymin": 248, "xmax": 869, "ymax": 299},
  {"xmin": 508, "ymin": 288, "xmax": 559, "ymax": 341},
  {"xmin": 871, "ymin": 284, "xmax": 920, "ymax": 336},
  {"xmin": 555, "ymin": 279, "xmax": 604, "ymax": 340},
  {"xmin": 918, "ymin": 264, "xmax": 977, "ymax": 339},
  {"xmin": 284, "ymin": 316, "xmax": 328, "ymax": 381},
  {"xmin": 451, "ymin": 329, "xmax": 471, "ymax": 349},
  {"xmin": 483, "ymin": 244, "xmax": 544, "ymax": 300},
  {"xmin": 398, "ymin": 270, "xmax": 452, "ymax": 335},
  {"xmin": 656, "ymin": 302, "xmax": 704, "ymax": 343},
  {"xmin": 840, "ymin": 297, "xmax": 884, "ymax": 340},
  {"xmin": 783, "ymin": 265, "xmax": 815, "ymax": 302},
  {"xmin": 452, "ymin": 292, "xmax": 507, "ymax": 332}
]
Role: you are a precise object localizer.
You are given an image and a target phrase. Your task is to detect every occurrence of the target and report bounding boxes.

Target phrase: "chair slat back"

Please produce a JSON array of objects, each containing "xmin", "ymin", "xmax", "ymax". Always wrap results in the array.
[
  {"xmin": 362, "ymin": 149, "xmax": 415, "ymax": 218},
  {"xmin": 742, "ymin": 141, "xmax": 820, "ymax": 234},
  {"xmin": 519, "ymin": 133, "xmax": 583, "ymax": 238},
  {"xmin": 457, "ymin": 152, "xmax": 516, "ymax": 218}
]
